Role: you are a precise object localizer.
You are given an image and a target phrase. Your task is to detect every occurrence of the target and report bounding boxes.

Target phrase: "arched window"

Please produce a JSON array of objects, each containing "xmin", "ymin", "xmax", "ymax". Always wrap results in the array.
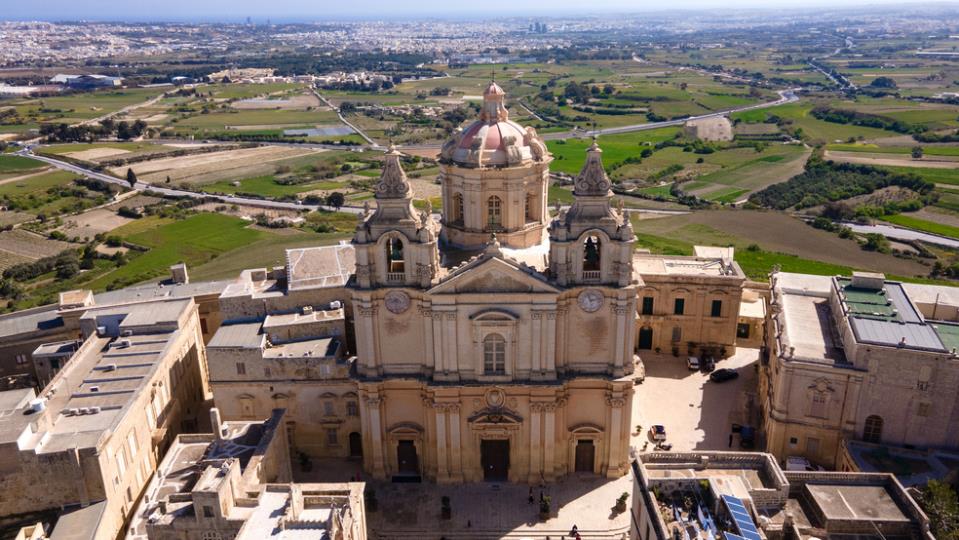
[
  {"xmin": 487, "ymin": 196, "xmax": 502, "ymax": 229},
  {"xmin": 386, "ymin": 237, "xmax": 405, "ymax": 273},
  {"xmin": 483, "ymin": 333, "xmax": 506, "ymax": 375},
  {"xmin": 863, "ymin": 415, "xmax": 883, "ymax": 443},
  {"xmin": 452, "ymin": 193, "xmax": 464, "ymax": 224},
  {"xmin": 583, "ymin": 235, "xmax": 601, "ymax": 273},
  {"xmin": 525, "ymin": 192, "xmax": 535, "ymax": 223}
]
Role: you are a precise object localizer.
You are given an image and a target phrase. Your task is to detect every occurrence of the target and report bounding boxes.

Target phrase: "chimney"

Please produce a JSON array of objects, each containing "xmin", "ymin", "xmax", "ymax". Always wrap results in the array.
[
  {"xmin": 170, "ymin": 263, "xmax": 189, "ymax": 285},
  {"xmin": 210, "ymin": 408, "xmax": 226, "ymax": 440}
]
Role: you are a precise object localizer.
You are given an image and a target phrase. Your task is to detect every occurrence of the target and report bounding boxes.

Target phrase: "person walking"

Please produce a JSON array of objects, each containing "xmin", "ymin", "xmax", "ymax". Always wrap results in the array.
[
  {"xmin": 728, "ymin": 433, "xmax": 733, "ymax": 448},
  {"xmin": 528, "ymin": 487, "xmax": 535, "ymax": 505}
]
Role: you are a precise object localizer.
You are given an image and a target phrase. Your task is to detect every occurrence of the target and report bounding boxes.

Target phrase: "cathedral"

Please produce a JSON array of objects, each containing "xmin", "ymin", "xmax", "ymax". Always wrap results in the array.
[
  {"xmin": 203, "ymin": 81, "xmax": 747, "ymax": 486},
  {"xmin": 349, "ymin": 81, "xmax": 637, "ymax": 483}
]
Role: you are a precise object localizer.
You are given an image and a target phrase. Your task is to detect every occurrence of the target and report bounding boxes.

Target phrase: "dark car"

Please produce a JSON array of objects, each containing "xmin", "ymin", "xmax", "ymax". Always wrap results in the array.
[
  {"xmin": 700, "ymin": 356, "xmax": 716, "ymax": 373},
  {"xmin": 710, "ymin": 368, "xmax": 739, "ymax": 383}
]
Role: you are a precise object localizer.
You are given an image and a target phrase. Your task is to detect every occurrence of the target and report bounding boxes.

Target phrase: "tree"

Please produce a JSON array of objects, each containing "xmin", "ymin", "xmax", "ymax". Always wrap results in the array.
[
  {"xmin": 918, "ymin": 480, "xmax": 959, "ymax": 540},
  {"xmin": 325, "ymin": 192, "xmax": 346, "ymax": 210},
  {"xmin": 862, "ymin": 233, "xmax": 890, "ymax": 253},
  {"xmin": 869, "ymin": 76, "xmax": 898, "ymax": 89},
  {"xmin": 603, "ymin": 84, "xmax": 615, "ymax": 95},
  {"xmin": 912, "ymin": 146, "xmax": 924, "ymax": 159},
  {"xmin": 126, "ymin": 168, "xmax": 138, "ymax": 188}
]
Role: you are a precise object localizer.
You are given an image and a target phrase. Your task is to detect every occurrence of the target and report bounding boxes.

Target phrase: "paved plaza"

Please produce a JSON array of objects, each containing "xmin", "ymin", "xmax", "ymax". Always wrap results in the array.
[
  {"xmin": 631, "ymin": 348, "xmax": 761, "ymax": 451},
  {"xmin": 364, "ymin": 473, "xmax": 631, "ymax": 539}
]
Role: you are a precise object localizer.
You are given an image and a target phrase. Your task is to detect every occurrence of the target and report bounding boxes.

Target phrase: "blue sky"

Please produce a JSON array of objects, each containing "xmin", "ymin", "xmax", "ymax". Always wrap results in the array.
[{"xmin": 4, "ymin": 0, "xmax": 948, "ymax": 21}]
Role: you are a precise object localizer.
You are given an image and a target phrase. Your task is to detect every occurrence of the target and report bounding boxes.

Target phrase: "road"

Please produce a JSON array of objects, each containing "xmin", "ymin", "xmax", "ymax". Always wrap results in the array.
[
  {"xmin": 543, "ymin": 88, "xmax": 799, "ymax": 140},
  {"xmin": 16, "ymin": 148, "xmax": 363, "ymax": 214},
  {"xmin": 311, "ymin": 88, "xmax": 379, "ymax": 147}
]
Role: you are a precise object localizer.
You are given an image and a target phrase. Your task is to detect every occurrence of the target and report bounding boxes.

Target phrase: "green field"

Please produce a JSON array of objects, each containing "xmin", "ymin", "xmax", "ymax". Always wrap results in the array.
[
  {"xmin": 546, "ymin": 128, "xmax": 680, "ymax": 174},
  {"xmin": 87, "ymin": 213, "xmax": 265, "ymax": 289},
  {"xmin": 9, "ymin": 88, "xmax": 165, "ymax": 128},
  {"xmin": 39, "ymin": 142, "xmax": 176, "ymax": 157},
  {"xmin": 880, "ymin": 213, "xmax": 959, "ymax": 239},
  {"xmin": 734, "ymin": 102, "xmax": 900, "ymax": 143},
  {"xmin": 0, "ymin": 170, "xmax": 78, "ymax": 198},
  {"xmin": 173, "ymin": 109, "xmax": 341, "ymax": 129},
  {"xmin": 204, "ymin": 175, "xmax": 347, "ymax": 197},
  {"xmin": 0, "ymin": 155, "xmax": 45, "ymax": 173}
]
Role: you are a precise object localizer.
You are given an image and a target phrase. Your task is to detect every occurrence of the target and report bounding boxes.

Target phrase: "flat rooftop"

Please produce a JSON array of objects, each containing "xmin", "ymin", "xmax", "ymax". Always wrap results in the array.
[
  {"xmin": 286, "ymin": 243, "xmax": 355, "ymax": 291},
  {"xmin": 633, "ymin": 253, "xmax": 743, "ymax": 278},
  {"xmin": 20, "ymin": 299, "xmax": 193, "ymax": 454},
  {"xmin": 779, "ymin": 292, "xmax": 847, "ymax": 365},
  {"xmin": 835, "ymin": 276, "xmax": 956, "ymax": 353},
  {"xmin": 806, "ymin": 483, "xmax": 911, "ymax": 523}
]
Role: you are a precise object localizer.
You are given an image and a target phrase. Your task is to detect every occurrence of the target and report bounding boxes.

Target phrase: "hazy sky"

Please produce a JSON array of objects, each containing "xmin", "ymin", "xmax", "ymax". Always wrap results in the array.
[{"xmin": 4, "ymin": 0, "xmax": 951, "ymax": 21}]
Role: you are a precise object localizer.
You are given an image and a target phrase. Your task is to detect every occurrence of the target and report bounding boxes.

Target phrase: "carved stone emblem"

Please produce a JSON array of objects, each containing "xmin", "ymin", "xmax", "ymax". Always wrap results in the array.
[
  {"xmin": 485, "ymin": 388, "xmax": 506, "ymax": 409},
  {"xmin": 578, "ymin": 289, "xmax": 604, "ymax": 313},
  {"xmin": 384, "ymin": 291, "xmax": 411, "ymax": 314}
]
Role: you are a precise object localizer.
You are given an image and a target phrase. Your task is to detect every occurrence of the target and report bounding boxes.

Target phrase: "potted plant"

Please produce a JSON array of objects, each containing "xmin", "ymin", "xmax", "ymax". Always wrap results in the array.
[
  {"xmin": 539, "ymin": 495, "xmax": 551, "ymax": 520},
  {"xmin": 441, "ymin": 496, "xmax": 451, "ymax": 520},
  {"xmin": 365, "ymin": 488, "xmax": 378, "ymax": 512},
  {"xmin": 615, "ymin": 492, "xmax": 629, "ymax": 512}
]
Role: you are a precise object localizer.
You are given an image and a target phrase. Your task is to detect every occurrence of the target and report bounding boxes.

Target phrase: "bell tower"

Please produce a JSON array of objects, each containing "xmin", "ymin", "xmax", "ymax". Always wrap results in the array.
[
  {"xmin": 352, "ymin": 146, "xmax": 439, "ymax": 289},
  {"xmin": 548, "ymin": 141, "xmax": 635, "ymax": 288}
]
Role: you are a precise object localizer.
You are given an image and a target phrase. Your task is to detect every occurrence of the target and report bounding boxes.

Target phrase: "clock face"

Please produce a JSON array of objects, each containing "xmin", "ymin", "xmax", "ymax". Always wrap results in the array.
[
  {"xmin": 578, "ymin": 289, "xmax": 604, "ymax": 313},
  {"xmin": 384, "ymin": 291, "xmax": 411, "ymax": 314}
]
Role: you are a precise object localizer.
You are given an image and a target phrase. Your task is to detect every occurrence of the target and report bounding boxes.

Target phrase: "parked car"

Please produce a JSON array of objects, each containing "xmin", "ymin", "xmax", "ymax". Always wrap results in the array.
[
  {"xmin": 739, "ymin": 426, "xmax": 755, "ymax": 449},
  {"xmin": 710, "ymin": 368, "xmax": 739, "ymax": 383},
  {"xmin": 701, "ymin": 356, "xmax": 716, "ymax": 372},
  {"xmin": 649, "ymin": 425, "xmax": 667, "ymax": 441},
  {"xmin": 686, "ymin": 356, "xmax": 700, "ymax": 370}
]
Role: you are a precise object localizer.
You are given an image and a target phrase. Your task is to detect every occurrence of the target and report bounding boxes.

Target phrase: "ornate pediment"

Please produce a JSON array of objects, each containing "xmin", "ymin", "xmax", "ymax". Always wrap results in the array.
[
  {"xmin": 468, "ymin": 407, "xmax": 523, "ymax": 426},
  {"xmin": 430, "ymin": 257, "xmax": 558, "ymax": 295}
]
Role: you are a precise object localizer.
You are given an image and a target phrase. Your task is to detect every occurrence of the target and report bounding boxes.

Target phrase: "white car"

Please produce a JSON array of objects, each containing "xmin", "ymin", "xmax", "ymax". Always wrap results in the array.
[{"xmin": 686, "ymin": 356, "xmax": 700, "ymax": 370}]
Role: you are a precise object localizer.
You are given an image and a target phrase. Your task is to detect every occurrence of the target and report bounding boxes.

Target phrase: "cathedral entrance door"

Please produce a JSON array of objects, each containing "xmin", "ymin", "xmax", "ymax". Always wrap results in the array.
[
  {"xmin": 349, "ymin": 432, "xmax": 363, "ymax": 458},
  {"xmin": 481, "ymin": 439, "xmax": 509, "ymax": 481},
  {"xmin": 396, "ymin": 440, "xmax": 419, "ymax": 475},
  {"xmin": 638, "ymin": 327, "xmax": 653, "ymax": 350},
  {"xmin": 574, "ymin": 440, "xmax": 595, "ymax": 473}
]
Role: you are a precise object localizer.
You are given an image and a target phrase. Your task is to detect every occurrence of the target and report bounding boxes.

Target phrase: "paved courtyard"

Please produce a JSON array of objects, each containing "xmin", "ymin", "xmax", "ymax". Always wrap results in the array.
[
  {"xmin": 365, "ymin": 473, "xmax": 631, "ymax": 539},
  {"xmin": 631, "ymin": 347, "xmax": 761, "ymax": 452}
]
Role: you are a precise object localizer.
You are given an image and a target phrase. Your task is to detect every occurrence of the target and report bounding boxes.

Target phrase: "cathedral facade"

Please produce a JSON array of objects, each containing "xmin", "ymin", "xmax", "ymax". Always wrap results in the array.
[{"xmin": 350, "ymin": 82, "xmax": 637, "ymax": 483}]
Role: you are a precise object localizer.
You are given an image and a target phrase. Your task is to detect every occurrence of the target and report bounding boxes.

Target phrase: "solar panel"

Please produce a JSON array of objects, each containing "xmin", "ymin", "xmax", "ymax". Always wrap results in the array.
[{"xmin": 721, "ymin": 495, "xmax": 762, "ymax": 540}]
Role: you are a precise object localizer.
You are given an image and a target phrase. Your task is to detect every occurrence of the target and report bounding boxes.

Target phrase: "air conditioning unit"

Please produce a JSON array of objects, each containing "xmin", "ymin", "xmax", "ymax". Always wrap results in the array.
[
  {"xmin": 89, "ymin": 386, "xmax": 100, "ymax": 393},
  {"xmin": 67, "ymin": 408, "xmax": 79, "ymax": 416},
  {"xmin": 103, "ymin": 364, "xmax": 117, "ymax": 372},
  {"xmin": 329, "ymin": 301, "xmax": 342, "ymax": 310},
  {"xmin": 89, "ymin": 406, "xmax": 101, "ymax": 414},
  {"xmin": 121, "ymin": 330, "xmax": 133, "ymax": 337},
  {"xmin": 112, "ymin": 339, "xmax": 131, "ymax": 349},
  {"xmin": 79, "ymin": 407, "xmax": 91, "ymax": 415},
  {"xmin": 301, "ymin": 305, "xmax": 314, "ymax": 316}
]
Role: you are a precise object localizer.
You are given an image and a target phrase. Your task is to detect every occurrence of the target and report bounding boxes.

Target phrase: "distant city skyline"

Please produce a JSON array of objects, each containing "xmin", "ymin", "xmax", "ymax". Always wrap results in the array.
[{"xmin": 4, "ymin": 0, "xmax": 953, "ymax": 22}]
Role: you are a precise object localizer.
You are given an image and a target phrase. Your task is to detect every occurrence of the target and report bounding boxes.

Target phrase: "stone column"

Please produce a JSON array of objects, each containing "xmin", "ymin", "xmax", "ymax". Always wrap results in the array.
[
  {"xmin": 357, "ymin": 304, "xmax": 378, "ymax": 376},
  {"xmin": 606, "ymin": 396, "xmax": 625, "ymax": 478},
  {"xmin": 543, "ymin": 402, "xmax": 557, "ymax": 481},
  {"xmin": 432, "ymin": 312, "xmax": 444, "ymax": 373},
  {"xmin": 531, "ymin": 311, "xmax": 543, "ymax": 374},
  {"xmin": 613, "ymin": 304, "xmax": 629, "ymax": 376},
  {"xmin": 448, "ymin": 404, "xmax": 463, "ymax": 482},
  {"xmin": 421, "ymin": 307, "xmax": 435, "ymax": 374},
  {"xmin": 367, "ymin": 396, "xmax": 386, "ymax": 478},
  {"xmin": 435, "ymin": 404, "xmax": 449, "ymax": 482},
  {"xmin": 443, "ymin": 312, "xmax": 457, "ymax": 377},
  {"xmin": 545, "ymin": 311, "xmax": 557, "ymax": 375},
  {"xmin": 529, "ymin": 402, "xmax": 543, "ymax": 483}
]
